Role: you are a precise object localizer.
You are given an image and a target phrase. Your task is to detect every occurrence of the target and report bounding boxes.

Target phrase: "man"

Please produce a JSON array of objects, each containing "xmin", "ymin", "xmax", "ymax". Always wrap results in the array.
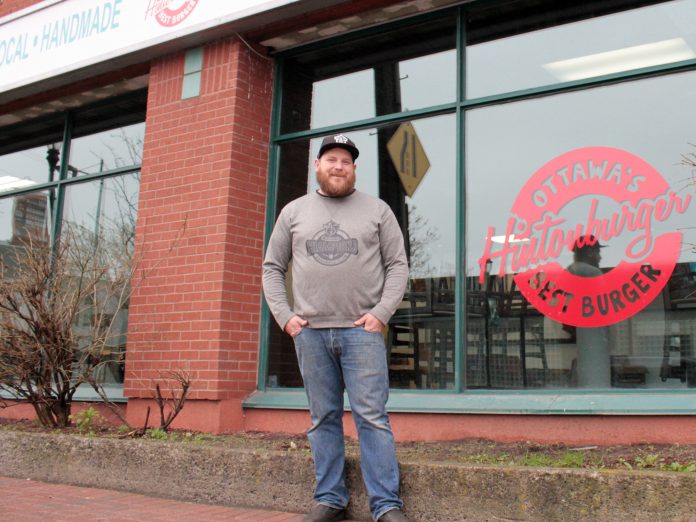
[
  {"xmin": 566, "ymin": 235, "xmax": 611, "ymax": 388},
  {"xmin": 567, "ymin": 234, "xmax": 604, "ymax": 279},
  {"xmin": 262, "ymin": 133, "xmax": 410, "ymax": 522}
]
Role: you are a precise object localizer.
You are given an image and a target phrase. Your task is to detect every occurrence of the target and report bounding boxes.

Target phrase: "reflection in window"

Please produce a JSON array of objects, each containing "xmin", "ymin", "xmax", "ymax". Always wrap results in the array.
[
  {"xmin": 63, "ymin": 173, "xmax": 139, "ymax": 385},
  {"xmin": 399, "ymin": 49, "xmax": 456, "ymax": 111},
  {"xmin": 466, "ymin": 0, "xmax": 696, "ymax": 98},
  {"xmin": 267, "ymin": 116, "xmax": 456, "ymax": 389},
  {"xmin": 0, "ymin": 191, "xmax": 52, "ymax": 278},
  {"xmin": 280, "ymin": 15, "xmax": 456, "ymax": 133},
  {"xmin": 466, "ymin": 71, "xmax": 696, "ymax": 390},
  {"xmin": 307, "ymin": 49, "xmax": 458, "ymax": 131},
  {"xmin": 0, "ymin": 144, "xmax": 60, "ymax": 186},
  {"xmin": 69, "ymin": 122, "xmax": 145, "ymax": 176},
  {"xmin": 311, "ymin": 70, "xmax": 375, "ymax": 129},
  {"xmin": 0, "ymin": 93, "xmax": 145, "ymax": 394}
]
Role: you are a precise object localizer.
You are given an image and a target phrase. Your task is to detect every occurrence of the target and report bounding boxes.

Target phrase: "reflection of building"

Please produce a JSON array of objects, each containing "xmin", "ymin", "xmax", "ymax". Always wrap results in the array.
[
  {"xmin": 3, "ymin": 0, "xmax": 696, "ymax": 447},
  {"xmin": 11, "ymin": 193, "xmax": 48, "ymax": 246}
]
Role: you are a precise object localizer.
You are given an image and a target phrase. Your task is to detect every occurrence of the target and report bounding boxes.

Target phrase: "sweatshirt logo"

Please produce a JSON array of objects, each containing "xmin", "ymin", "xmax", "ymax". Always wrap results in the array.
[{"xmin": 306, "ymin": 220, "xmax": 358, "ymax": 266}]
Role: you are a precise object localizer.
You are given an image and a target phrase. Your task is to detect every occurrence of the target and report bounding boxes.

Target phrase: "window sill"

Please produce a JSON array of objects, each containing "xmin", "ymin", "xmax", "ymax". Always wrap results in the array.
[
  {"xmin": 0, "ymin": 383, "xmax": 126, "ymax": 403},
  {"xmin": 243, "ymin": 388, "xmax": 696, "ymax": 415}
]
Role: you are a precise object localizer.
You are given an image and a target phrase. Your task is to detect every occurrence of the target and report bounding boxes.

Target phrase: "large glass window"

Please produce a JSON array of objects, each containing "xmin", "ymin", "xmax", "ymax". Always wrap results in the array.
[
  {"xmin": 466, "ymin": 71, "xmax": 696, "ymax": 389},
  {"xmin": 0, "ymin": 93, "xmax": 145, "ymax": 390},
  {"xmin": 267, "ymin": 0, "xmax": 696, "ymax": 403}
]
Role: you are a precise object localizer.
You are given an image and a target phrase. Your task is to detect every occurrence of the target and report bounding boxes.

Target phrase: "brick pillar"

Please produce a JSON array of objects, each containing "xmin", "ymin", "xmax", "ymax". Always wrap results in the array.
[{"xmin": 125, "ymin": 37, "xmax": 273, "ymax": 433}]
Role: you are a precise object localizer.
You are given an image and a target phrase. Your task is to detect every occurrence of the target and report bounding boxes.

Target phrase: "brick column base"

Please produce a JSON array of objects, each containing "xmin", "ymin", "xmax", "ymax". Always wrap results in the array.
[{"xmin": 126, "ymin": 397, "xmax": 246, "ymax": 434}]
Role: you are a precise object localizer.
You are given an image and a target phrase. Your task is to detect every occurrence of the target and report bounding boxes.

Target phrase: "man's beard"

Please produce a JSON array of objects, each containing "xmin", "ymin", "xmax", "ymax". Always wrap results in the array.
[{"xmin": 316, "ymin": 169, "xmax": 355, "ymax": 197}]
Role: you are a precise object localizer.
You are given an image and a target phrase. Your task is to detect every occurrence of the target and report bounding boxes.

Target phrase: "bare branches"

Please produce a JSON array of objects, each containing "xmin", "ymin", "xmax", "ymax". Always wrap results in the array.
[
  {"xmin": 153, "ymin": 370, "xmax": 192, "ymax": 432},
  {"xmin": 85, "ymin": 370, "xmax": 129, "ymax": 427},
  {"xmin": 108, "ymin": 369, "xmax": 192, "ymax": 438},
  {"xmin": 0, "ymin": 225, "xmax": 131, "ymax": 427}
]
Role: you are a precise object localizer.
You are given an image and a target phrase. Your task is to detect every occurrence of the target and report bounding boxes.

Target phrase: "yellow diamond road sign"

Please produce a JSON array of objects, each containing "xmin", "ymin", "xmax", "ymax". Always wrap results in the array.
[{"xmin": 387, "ymin": 122, "xmax": 430, "ymax": 197}]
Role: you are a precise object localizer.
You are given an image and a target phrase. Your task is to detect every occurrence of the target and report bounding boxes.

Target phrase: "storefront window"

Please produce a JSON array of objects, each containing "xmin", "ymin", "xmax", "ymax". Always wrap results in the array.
[
  {"xmin": 267, "ymin": 115, "xmax": 456, "ymax": 389},
  {"xmin": 466, "ymin": 71, "xmax": 696, "ymax": 389},
  {"xmin": 268, "ymin": 0, "xmax": 696, "ymax": 405},
  {"xmin": 0, "ymin": 93, "xmax": 145, "ymax": 391}
]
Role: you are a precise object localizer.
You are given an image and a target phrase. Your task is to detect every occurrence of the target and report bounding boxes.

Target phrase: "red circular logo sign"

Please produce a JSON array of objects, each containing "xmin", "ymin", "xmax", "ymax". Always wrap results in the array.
[
  {"xmin": 151, "ymin": 0, "xmax": 200, "ymax": 27},
  {"xmin": 479, "ymin": 147, "xmax": 691, "ymax": 327}
]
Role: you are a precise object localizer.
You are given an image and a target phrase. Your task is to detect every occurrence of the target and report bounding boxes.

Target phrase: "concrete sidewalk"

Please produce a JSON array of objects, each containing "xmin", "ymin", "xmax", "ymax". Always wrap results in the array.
[{"xmin": 0, "ymin": 476, "xmax": 361, "ymax": 522}]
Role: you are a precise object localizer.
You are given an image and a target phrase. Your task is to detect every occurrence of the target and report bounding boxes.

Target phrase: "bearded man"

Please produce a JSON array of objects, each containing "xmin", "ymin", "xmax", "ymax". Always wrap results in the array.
[{"xmin": 262, "ymin": 134, "xmax": 410, "ymax": 522}]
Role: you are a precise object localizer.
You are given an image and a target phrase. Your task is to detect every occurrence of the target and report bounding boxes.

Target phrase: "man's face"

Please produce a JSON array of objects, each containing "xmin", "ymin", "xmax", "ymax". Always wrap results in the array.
[
  {"xmin": 588, "ymin": 247, "xmax": 602, "ymax": 267},
  {"xmin": 577, "ymin": 246, "xmax": 601, "ymax": 267},
  {"xmin": 315, "ymin": 147, "xmax": 356, "ymax": 197}
]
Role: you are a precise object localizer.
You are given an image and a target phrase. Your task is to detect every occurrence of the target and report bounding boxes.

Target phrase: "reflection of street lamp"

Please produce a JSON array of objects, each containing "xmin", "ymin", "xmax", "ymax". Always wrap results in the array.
[
  {"xmin": 93, "ymin": 160, "xmax": 105, "ymax": 253},
  {"xmin": 46, "ymin": 145, "xmax": 60, "ymax": 232},
  {"xmin": 46, "ymin": 145, "xmax": 59, "ymax": 181}
]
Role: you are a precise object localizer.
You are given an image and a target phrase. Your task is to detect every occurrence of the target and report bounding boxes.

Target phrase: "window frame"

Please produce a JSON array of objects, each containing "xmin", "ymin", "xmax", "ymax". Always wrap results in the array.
[{"xmin": 252, "ymin": 1, "xmax": 696, "ymax": 414}]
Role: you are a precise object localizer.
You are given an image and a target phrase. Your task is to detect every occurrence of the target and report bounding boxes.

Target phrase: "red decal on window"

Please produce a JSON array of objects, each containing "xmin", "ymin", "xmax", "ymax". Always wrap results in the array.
[{"xmin": 479, "ymin": 147, "xmax": 691, "ymax": 327}]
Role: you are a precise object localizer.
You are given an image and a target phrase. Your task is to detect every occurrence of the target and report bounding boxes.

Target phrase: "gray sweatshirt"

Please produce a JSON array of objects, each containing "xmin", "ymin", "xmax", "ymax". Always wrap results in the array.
[{"xmin": 262, "ymin": 190, "xmax": 409, "ymax": 329}]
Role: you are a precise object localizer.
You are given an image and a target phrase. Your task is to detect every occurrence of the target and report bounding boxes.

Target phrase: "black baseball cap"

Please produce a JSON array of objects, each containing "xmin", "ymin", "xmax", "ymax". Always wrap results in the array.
[
  {"xmin": 572, "ymin": 234, "xmax": 605, "ymax": 251},
  {"xmin": 317, "ymin": 134, "xmax": 359, "ymax": 161}
]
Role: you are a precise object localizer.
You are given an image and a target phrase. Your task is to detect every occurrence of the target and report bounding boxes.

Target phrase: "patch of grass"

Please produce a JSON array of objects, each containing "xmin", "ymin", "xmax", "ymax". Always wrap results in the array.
[
  {"xmin": 618, "ymin": 453, "xmax": 696, "ymax": 472},
  {"xmin": 520, "ymin": 450, "xmax": 585, "ymax": 468},
  {"xmin": 69, "ymin": 407, "xmax": 100, "ymax": 432},
  {"xmin": 147, "ymin": 428, "xmax": 168, "ymax": 440},
  {"xmin": 664, "ymin": 461, "xmax": 696, "ymax": 472}
]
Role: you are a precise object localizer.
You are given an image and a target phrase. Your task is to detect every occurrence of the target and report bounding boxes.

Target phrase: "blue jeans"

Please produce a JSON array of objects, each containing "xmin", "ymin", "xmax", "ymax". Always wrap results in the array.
[{"xmin": 293, "ymin": 326, "xmax": 403, "ymax": 521}]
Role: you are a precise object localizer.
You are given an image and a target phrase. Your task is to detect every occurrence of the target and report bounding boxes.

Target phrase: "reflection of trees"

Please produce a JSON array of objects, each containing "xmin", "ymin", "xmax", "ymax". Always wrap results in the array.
[
  {"xmin": 97, "ymin": 130, "xmax": 142, "ymax": 254},
  {"xmin": 65, "ymin": 131, "xmax": 141, "ymax": 386},
  {"xmin": 680, "ymin": 143, "xmax": 696, "ymax": 173},
  {"xmin": 86, "ymin": 127, "xmax": 144, "ymax": 172},
  {"xmin": 84, "ymin": 174, "xmax": 139, "ymax": 260},
  {"xmin": 68, "ymin": 127, "xmax": 142, "ymax": 252},
  {"xmin": 680, "ymin": 143, "xmax": 696, "ymax": 254},
  {"xmin": 0, "ymin": 123, "xmax": 145, "ymax": 426},
  {"xmin": 0, "ymin": 222, "xmax": 134, "ymax": 427},
  {"xmin": 64, "ymin": 173, "xmax": 139, "ymax": 382},
  {"xmin": 66, "ymin": 216, "xmax": 134, "ymax": 347},
  {"xmin": 407, "ymin": 203, "xmax": 441, "ymax": 278}
]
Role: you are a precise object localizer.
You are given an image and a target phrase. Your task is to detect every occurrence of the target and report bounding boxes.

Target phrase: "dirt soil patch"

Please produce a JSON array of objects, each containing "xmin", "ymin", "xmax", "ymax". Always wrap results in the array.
[{"xmin": 3, "ymin": 418, "xmax": 695, "ymax": 473}]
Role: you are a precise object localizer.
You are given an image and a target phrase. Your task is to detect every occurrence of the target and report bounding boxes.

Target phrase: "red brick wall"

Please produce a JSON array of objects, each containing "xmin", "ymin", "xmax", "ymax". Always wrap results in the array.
[{"xmin": 125, "ymin": 37, "xmax": 273, "ymax": 406}]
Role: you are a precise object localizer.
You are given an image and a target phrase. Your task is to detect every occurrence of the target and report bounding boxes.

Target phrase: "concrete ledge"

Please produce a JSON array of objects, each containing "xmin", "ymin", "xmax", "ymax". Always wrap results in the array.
[{"xmin": 1, "ymin": 430, "xmax": 695, "ymax": 521}]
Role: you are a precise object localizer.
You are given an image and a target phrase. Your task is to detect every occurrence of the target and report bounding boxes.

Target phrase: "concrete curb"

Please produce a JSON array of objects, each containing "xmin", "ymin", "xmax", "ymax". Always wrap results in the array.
[{"xmin": 1, "ymin": 430, "xmax": 695, "ymax": 521}]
